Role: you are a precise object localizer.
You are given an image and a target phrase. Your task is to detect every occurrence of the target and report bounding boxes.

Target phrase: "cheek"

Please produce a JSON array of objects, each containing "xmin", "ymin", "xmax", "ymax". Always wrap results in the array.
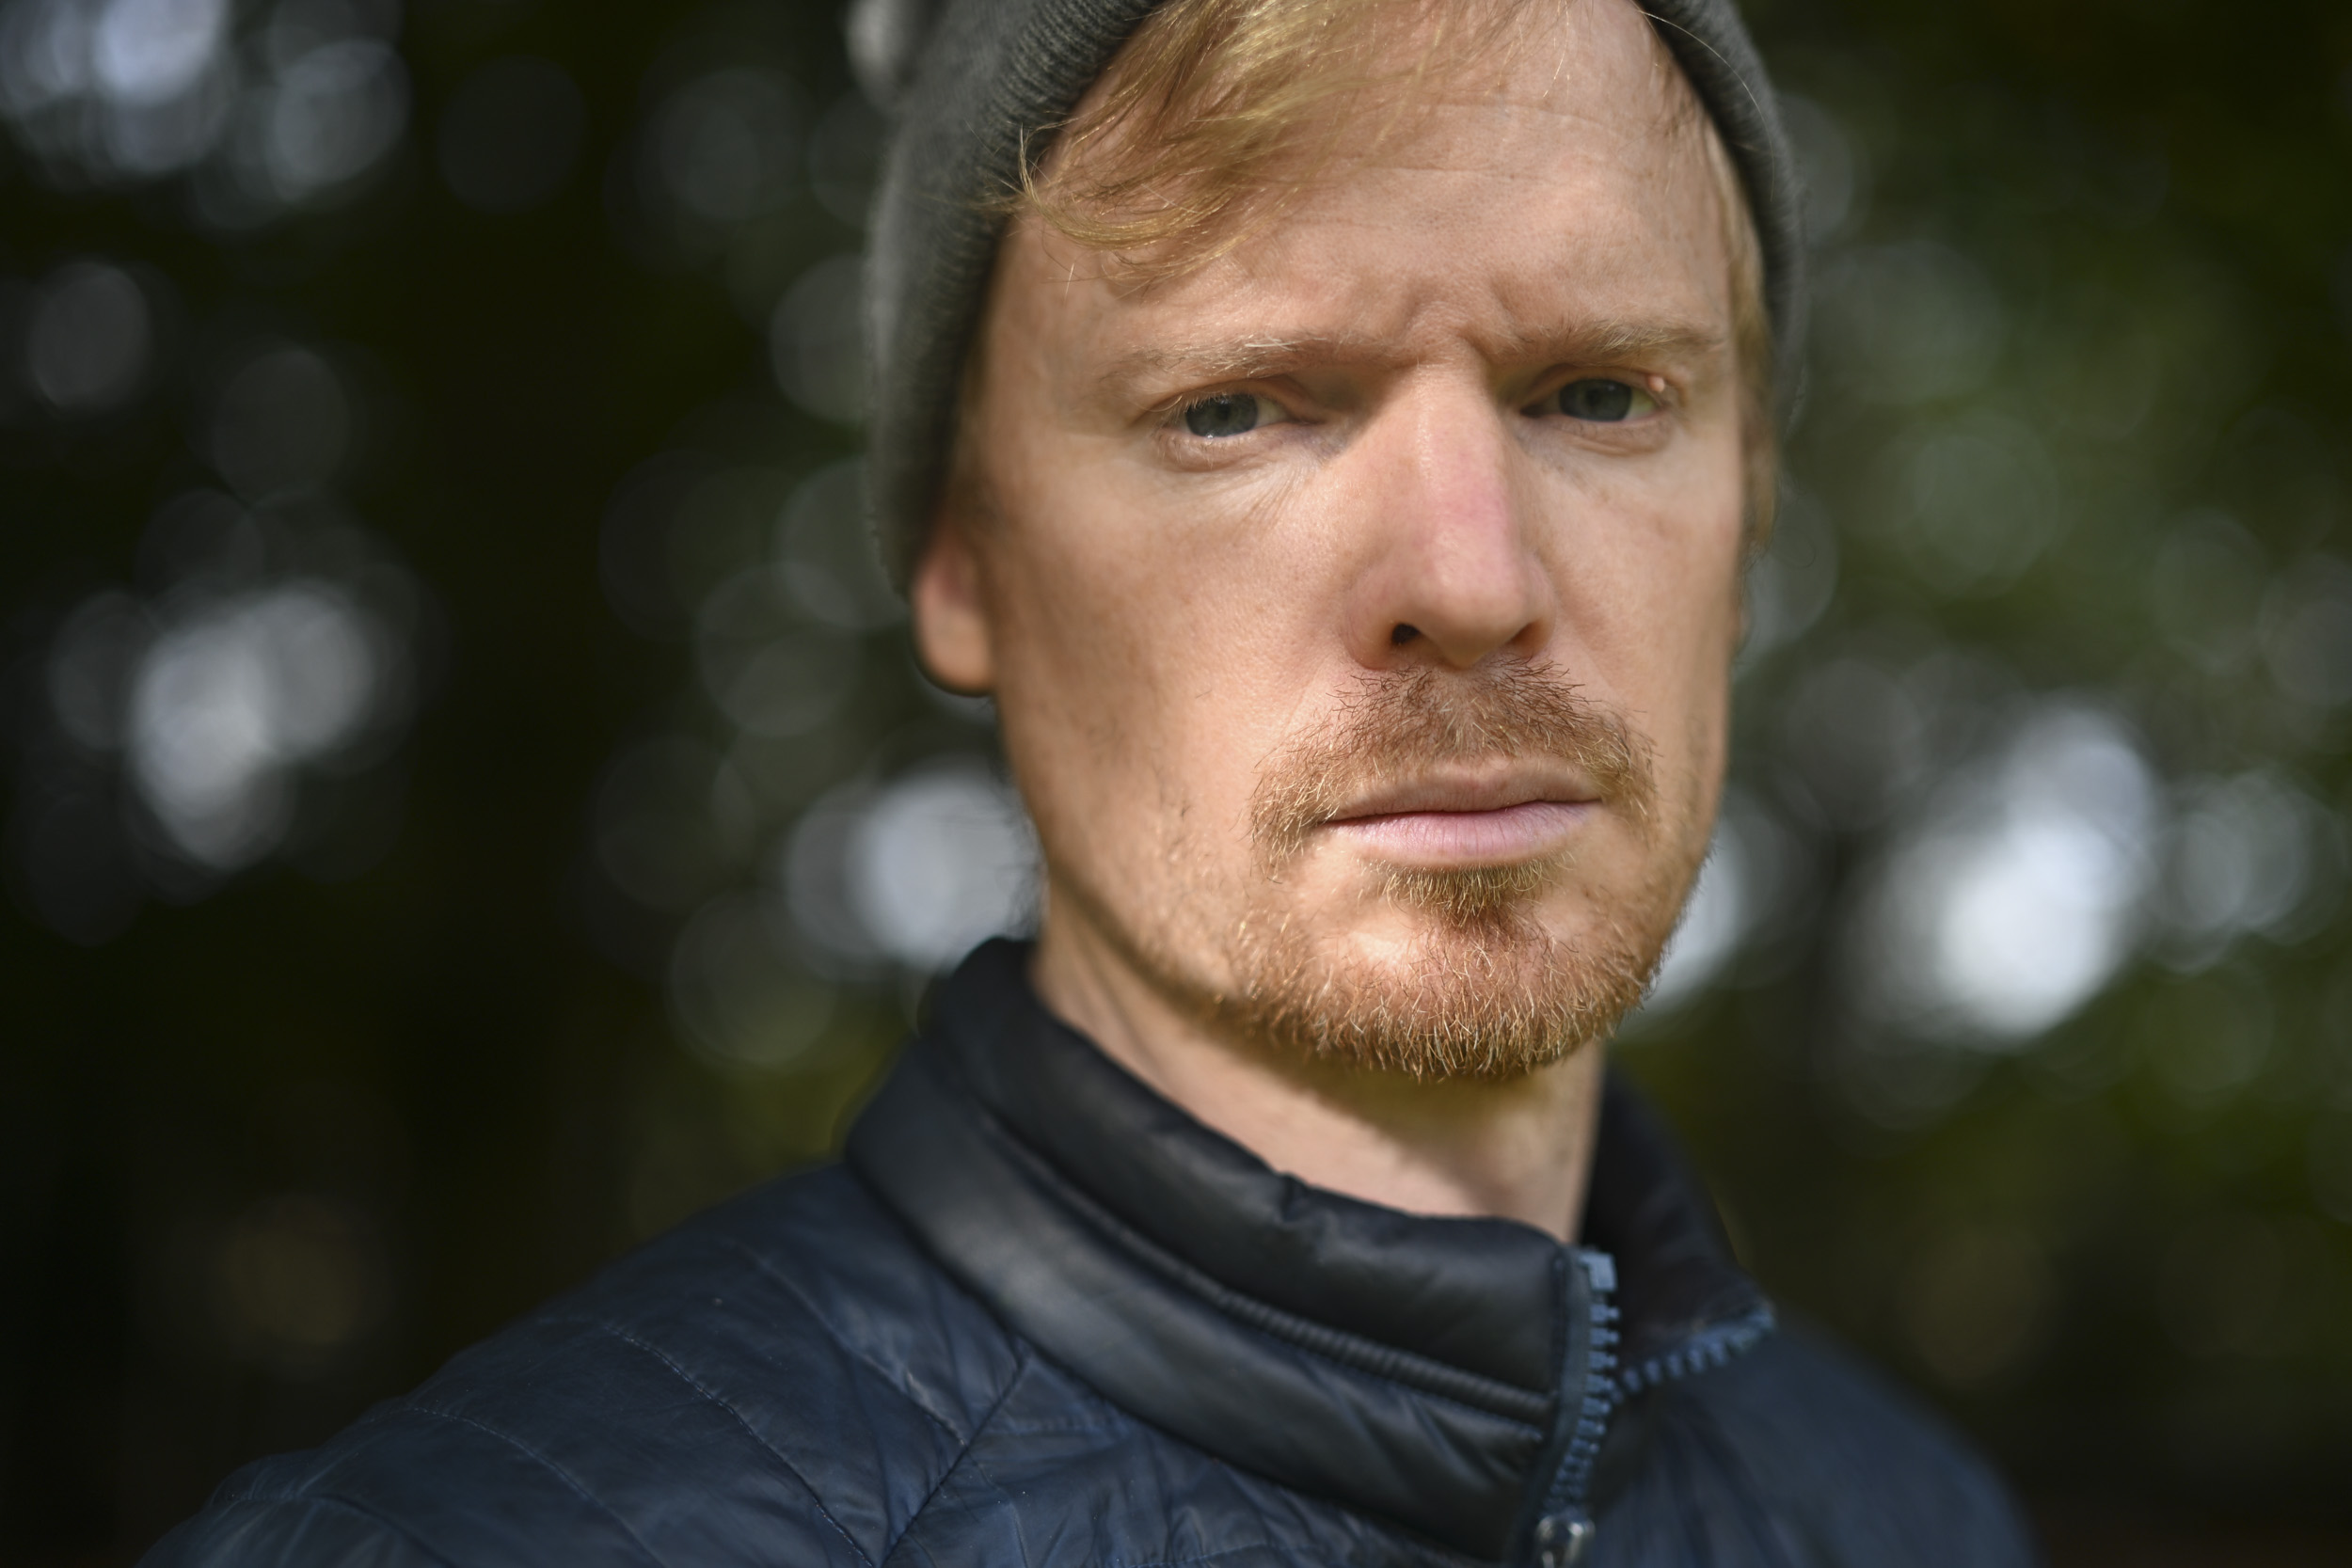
[
  {"xmin": 981, "ymin": 479, "xmax": 1346, "ymax": 901},
  {"xmin": 975, "ymin": 467, "xmax": 1243, "ymax": 866},
  {"xmin": 980, "ymin": 373, "xmax": 1304, "ymax": 716},
  {"xmin": 1542, "ymin": 452, "xmax": 1743, "ymax": 754}
]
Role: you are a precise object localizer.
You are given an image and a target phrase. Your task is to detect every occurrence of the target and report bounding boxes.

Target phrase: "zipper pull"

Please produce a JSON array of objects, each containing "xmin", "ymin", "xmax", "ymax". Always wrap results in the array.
[{"xmin": 1533, "ymin": 1508, "xmax": 1595, "ymax": 1568}]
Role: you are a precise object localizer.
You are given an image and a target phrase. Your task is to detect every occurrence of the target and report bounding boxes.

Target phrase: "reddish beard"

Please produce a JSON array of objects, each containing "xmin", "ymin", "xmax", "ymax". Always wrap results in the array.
[{"xmin": 1216, "ymin": 664, "xmax": 1701, "ymax": 1081}]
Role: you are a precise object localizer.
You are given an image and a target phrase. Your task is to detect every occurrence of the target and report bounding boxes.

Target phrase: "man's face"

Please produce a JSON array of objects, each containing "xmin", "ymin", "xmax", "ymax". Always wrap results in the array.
[{"xmin": 915, "ymin": 0, "xmax": 1750, "ymax": 1076}]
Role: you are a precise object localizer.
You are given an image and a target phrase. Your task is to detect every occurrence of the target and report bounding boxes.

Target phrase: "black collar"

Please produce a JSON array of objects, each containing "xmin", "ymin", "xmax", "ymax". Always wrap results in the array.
[{"xmin": 848, "ymin": 940, "xmax": 1772, "ymax": 1564}]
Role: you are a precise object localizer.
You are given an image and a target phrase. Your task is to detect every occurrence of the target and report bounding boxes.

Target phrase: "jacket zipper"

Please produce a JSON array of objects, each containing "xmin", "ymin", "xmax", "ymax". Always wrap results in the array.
[{"xmin": 1527, "ymin": 1248, "xmax": 1620, "ymax": 1568}]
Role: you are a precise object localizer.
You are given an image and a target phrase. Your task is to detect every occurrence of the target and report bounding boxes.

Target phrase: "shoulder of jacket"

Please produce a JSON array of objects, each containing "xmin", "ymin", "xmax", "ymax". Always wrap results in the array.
[
  {"xmin": 147, "ymin": 1164, "xmax": 1025, "ymax": 1568},
  {"xmin": 140, "ymin": 1490, "xmax": 452, "ymax": 1568},
  {"xmin": 1618, "ymin": 1326, "xmax": 2041, "ymax": 1567}
]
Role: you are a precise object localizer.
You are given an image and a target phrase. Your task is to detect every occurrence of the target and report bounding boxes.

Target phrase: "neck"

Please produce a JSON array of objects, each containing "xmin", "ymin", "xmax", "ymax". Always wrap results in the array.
[{"xmin": 1029, "ymin": 906, "xmax": 1607, "ymax": 1242}]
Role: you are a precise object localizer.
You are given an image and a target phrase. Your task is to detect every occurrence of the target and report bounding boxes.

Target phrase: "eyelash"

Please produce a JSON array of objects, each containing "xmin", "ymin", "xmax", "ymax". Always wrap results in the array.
[
  {"xmin": 1165, "ymin": 373, "xmax": 1670, "ymax": 442},
  {"xmin": 1526, "ymin": 376, "xmax": 1663, "ymax": 423}
]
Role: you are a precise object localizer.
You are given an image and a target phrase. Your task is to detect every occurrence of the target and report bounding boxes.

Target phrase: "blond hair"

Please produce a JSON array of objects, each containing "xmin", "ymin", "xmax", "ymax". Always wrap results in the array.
[{"xmin": 1012, "ymin": 0, "xmax": 1778, "ymax": 538}]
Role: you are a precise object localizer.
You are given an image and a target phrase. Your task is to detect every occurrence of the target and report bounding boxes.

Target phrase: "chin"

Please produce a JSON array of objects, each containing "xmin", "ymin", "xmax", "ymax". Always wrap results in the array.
[{"xmin": 1212, "ymin": 874, "xmax": 1668, "ymax": 1082}]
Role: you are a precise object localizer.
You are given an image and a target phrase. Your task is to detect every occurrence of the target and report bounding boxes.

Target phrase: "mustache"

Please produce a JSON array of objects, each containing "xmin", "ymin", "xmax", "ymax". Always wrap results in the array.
[{"xmin": 1248, "ymin": 663, "xmax": 1654, "ymax": 861}]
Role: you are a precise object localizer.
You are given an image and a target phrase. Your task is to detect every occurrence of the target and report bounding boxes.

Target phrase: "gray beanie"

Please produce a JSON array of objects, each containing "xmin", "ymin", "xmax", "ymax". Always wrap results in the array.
[{"xmin": 850, "ymin": 0, "xmax": 1806, "ymax": 587}]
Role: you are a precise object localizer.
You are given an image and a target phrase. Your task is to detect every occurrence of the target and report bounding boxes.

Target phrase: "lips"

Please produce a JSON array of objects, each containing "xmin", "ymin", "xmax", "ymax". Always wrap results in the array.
[
  {"xmin": 1324, "ymin": 799, "xmax": 1596, "ymax": 866},
  {"xmin": 1317, "ymin": 770, "xmax": 1604, "ymax": 868}
]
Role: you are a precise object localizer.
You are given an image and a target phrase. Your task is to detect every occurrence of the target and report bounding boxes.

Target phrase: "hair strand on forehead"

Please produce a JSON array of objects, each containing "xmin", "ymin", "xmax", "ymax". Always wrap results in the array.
[{"xmin": 1013, "ymin": 0, "xmax": 1506, "ymax": 269}]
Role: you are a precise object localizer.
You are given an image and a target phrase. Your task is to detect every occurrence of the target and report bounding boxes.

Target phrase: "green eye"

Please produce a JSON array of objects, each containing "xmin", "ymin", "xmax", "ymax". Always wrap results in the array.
[
  {"xmin": 1551, "ymin": 378, "xmax": 1650, "ymax": 422},
  {"xmin": 1184, "ymin": 393, "xmax": 1270, "ymax": 437}
]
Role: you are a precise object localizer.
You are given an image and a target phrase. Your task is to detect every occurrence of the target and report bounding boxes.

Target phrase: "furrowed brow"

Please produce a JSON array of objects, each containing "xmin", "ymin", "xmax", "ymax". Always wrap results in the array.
[
  {"xmin": 1093, "ymin": 319, "xmax": 1726, "ymax": 402},
  {"xmin": 1098, "ymin": 334, "xmax": 1376, "ymax": 393},
  {"xmin": 1502, "ymin": 318, "xmax": 1727, "ymax": 369}
]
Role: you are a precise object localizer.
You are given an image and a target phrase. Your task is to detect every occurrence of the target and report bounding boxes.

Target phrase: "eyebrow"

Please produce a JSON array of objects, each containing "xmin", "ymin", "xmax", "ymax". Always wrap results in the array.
[
  {"xmin": 1100, "ymin": 336, "xmax": 1356, "ymax": 389},
  {"xmin": 1098, "ymin": 319, "xmax": 1727, "ymax": 394},
  {"xmin": 1496, "ymin": 319, "xmax": 1728, "ymax": 367}
]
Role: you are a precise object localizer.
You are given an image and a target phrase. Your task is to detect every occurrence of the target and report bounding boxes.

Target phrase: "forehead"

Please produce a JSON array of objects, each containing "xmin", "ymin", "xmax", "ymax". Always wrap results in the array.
[{"xmin": 998, "ymin": 0, "xmax": 1735, "ymax": 372}]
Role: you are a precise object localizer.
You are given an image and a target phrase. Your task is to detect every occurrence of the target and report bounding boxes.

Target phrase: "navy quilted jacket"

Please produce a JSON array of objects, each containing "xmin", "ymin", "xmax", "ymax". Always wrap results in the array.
[{"xmin": 147, "ymin": 941, "xmax": 2037, "ymax": 1567}]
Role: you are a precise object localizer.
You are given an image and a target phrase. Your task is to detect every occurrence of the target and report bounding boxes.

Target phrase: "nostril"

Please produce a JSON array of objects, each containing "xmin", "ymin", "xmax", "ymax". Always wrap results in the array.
[{"xmin": 1391, "ymin": 624, "xmax": 1421, "ymax": 647}]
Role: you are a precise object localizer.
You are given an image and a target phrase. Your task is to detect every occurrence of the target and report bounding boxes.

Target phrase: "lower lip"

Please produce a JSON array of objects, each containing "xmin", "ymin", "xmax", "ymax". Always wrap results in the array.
[{"xmin": 1322, "ymin": 800, "xmax": 1594, "ymax": 866}]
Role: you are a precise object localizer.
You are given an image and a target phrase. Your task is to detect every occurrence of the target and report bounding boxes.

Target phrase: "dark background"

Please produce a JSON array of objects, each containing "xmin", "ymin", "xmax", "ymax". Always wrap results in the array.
[{"xmin": 5, "ymin": 0, "xmax": 2350, "ymax": 1561}]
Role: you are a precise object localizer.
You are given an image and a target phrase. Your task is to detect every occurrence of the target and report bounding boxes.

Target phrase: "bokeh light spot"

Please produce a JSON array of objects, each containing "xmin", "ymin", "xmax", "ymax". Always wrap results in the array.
[
  {"xmin": 777, "ymin": 458, "xmax": 902, "ymax": 631},
  {"xmin": 770, "ymin": 252, "xmax": 866, "ymax": 423},
  {"xmin": 127, "ymin": 580, "xmax": 384, "ymax": 869},
  {"xmin": 1853, "ymin": 705, "xmax": 2156, "ymax": 1045},
  {"xmin": 260, "ymin": 35, "xmax": 406, "ymax": 201},
  {"xmin": 669, "ymin": 893, "xmax": 836, "ymax": 1071},
  {"xmin": 207, "ymin": 341, "xmax": 352, "ymax": 498},
  {"xmin": 26, "ymin": 260, "xmax": 150, "ymax": 413},
  {"xmin": 1817, "ymin": 242, "xmax": 2005, "ymax": 406},
  {"xmin": 649, "ymin": 66, "xmax": 805, "ymax": 227},
  {"xmin": 91, "ymin": 0, "xmax": 225, "ymax": 104},
  {"xmin": 846, "ymin": 761, "xmax": 1036, "ymax": 973},
  {"xmin": 209, "ymin": 1193, "xmax": 389, "ymax": 1375}
]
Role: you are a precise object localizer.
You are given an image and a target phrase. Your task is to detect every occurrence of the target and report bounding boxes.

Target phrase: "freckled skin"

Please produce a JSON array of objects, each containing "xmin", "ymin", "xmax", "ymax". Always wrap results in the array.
[{"xmin": 912, "ymin": 0, "xmax": 1747, "ymax": 1238}]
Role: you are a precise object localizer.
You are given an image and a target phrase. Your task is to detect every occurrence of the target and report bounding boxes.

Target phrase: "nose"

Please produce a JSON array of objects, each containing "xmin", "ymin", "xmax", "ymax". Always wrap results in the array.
[{"xmin": 1338, "ymin": 373, "xmax": 1553, "ymax": 672}]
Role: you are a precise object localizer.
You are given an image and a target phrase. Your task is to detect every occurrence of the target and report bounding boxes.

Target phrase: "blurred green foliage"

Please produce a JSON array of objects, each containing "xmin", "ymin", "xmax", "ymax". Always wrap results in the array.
[
  {"xmin": 3, "ymin": 0, "xmax": 2349, "ymax": 1561},
  {"xmin": 1630, "ymin": 0, "xmax": 2352, "ymax": 1531}
]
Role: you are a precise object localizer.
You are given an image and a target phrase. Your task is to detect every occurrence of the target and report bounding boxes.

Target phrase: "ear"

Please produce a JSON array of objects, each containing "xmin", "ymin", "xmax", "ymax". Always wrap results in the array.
[{"xmin": 910, "ymin": 500, "xmax": 997, "ymax": 694}]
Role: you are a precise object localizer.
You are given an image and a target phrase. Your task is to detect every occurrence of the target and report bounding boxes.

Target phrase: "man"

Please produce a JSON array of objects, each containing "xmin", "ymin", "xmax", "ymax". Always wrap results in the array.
[{"xmin": 151, "ymin": 0, "xmax": 2037, "ymax": 1562}]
